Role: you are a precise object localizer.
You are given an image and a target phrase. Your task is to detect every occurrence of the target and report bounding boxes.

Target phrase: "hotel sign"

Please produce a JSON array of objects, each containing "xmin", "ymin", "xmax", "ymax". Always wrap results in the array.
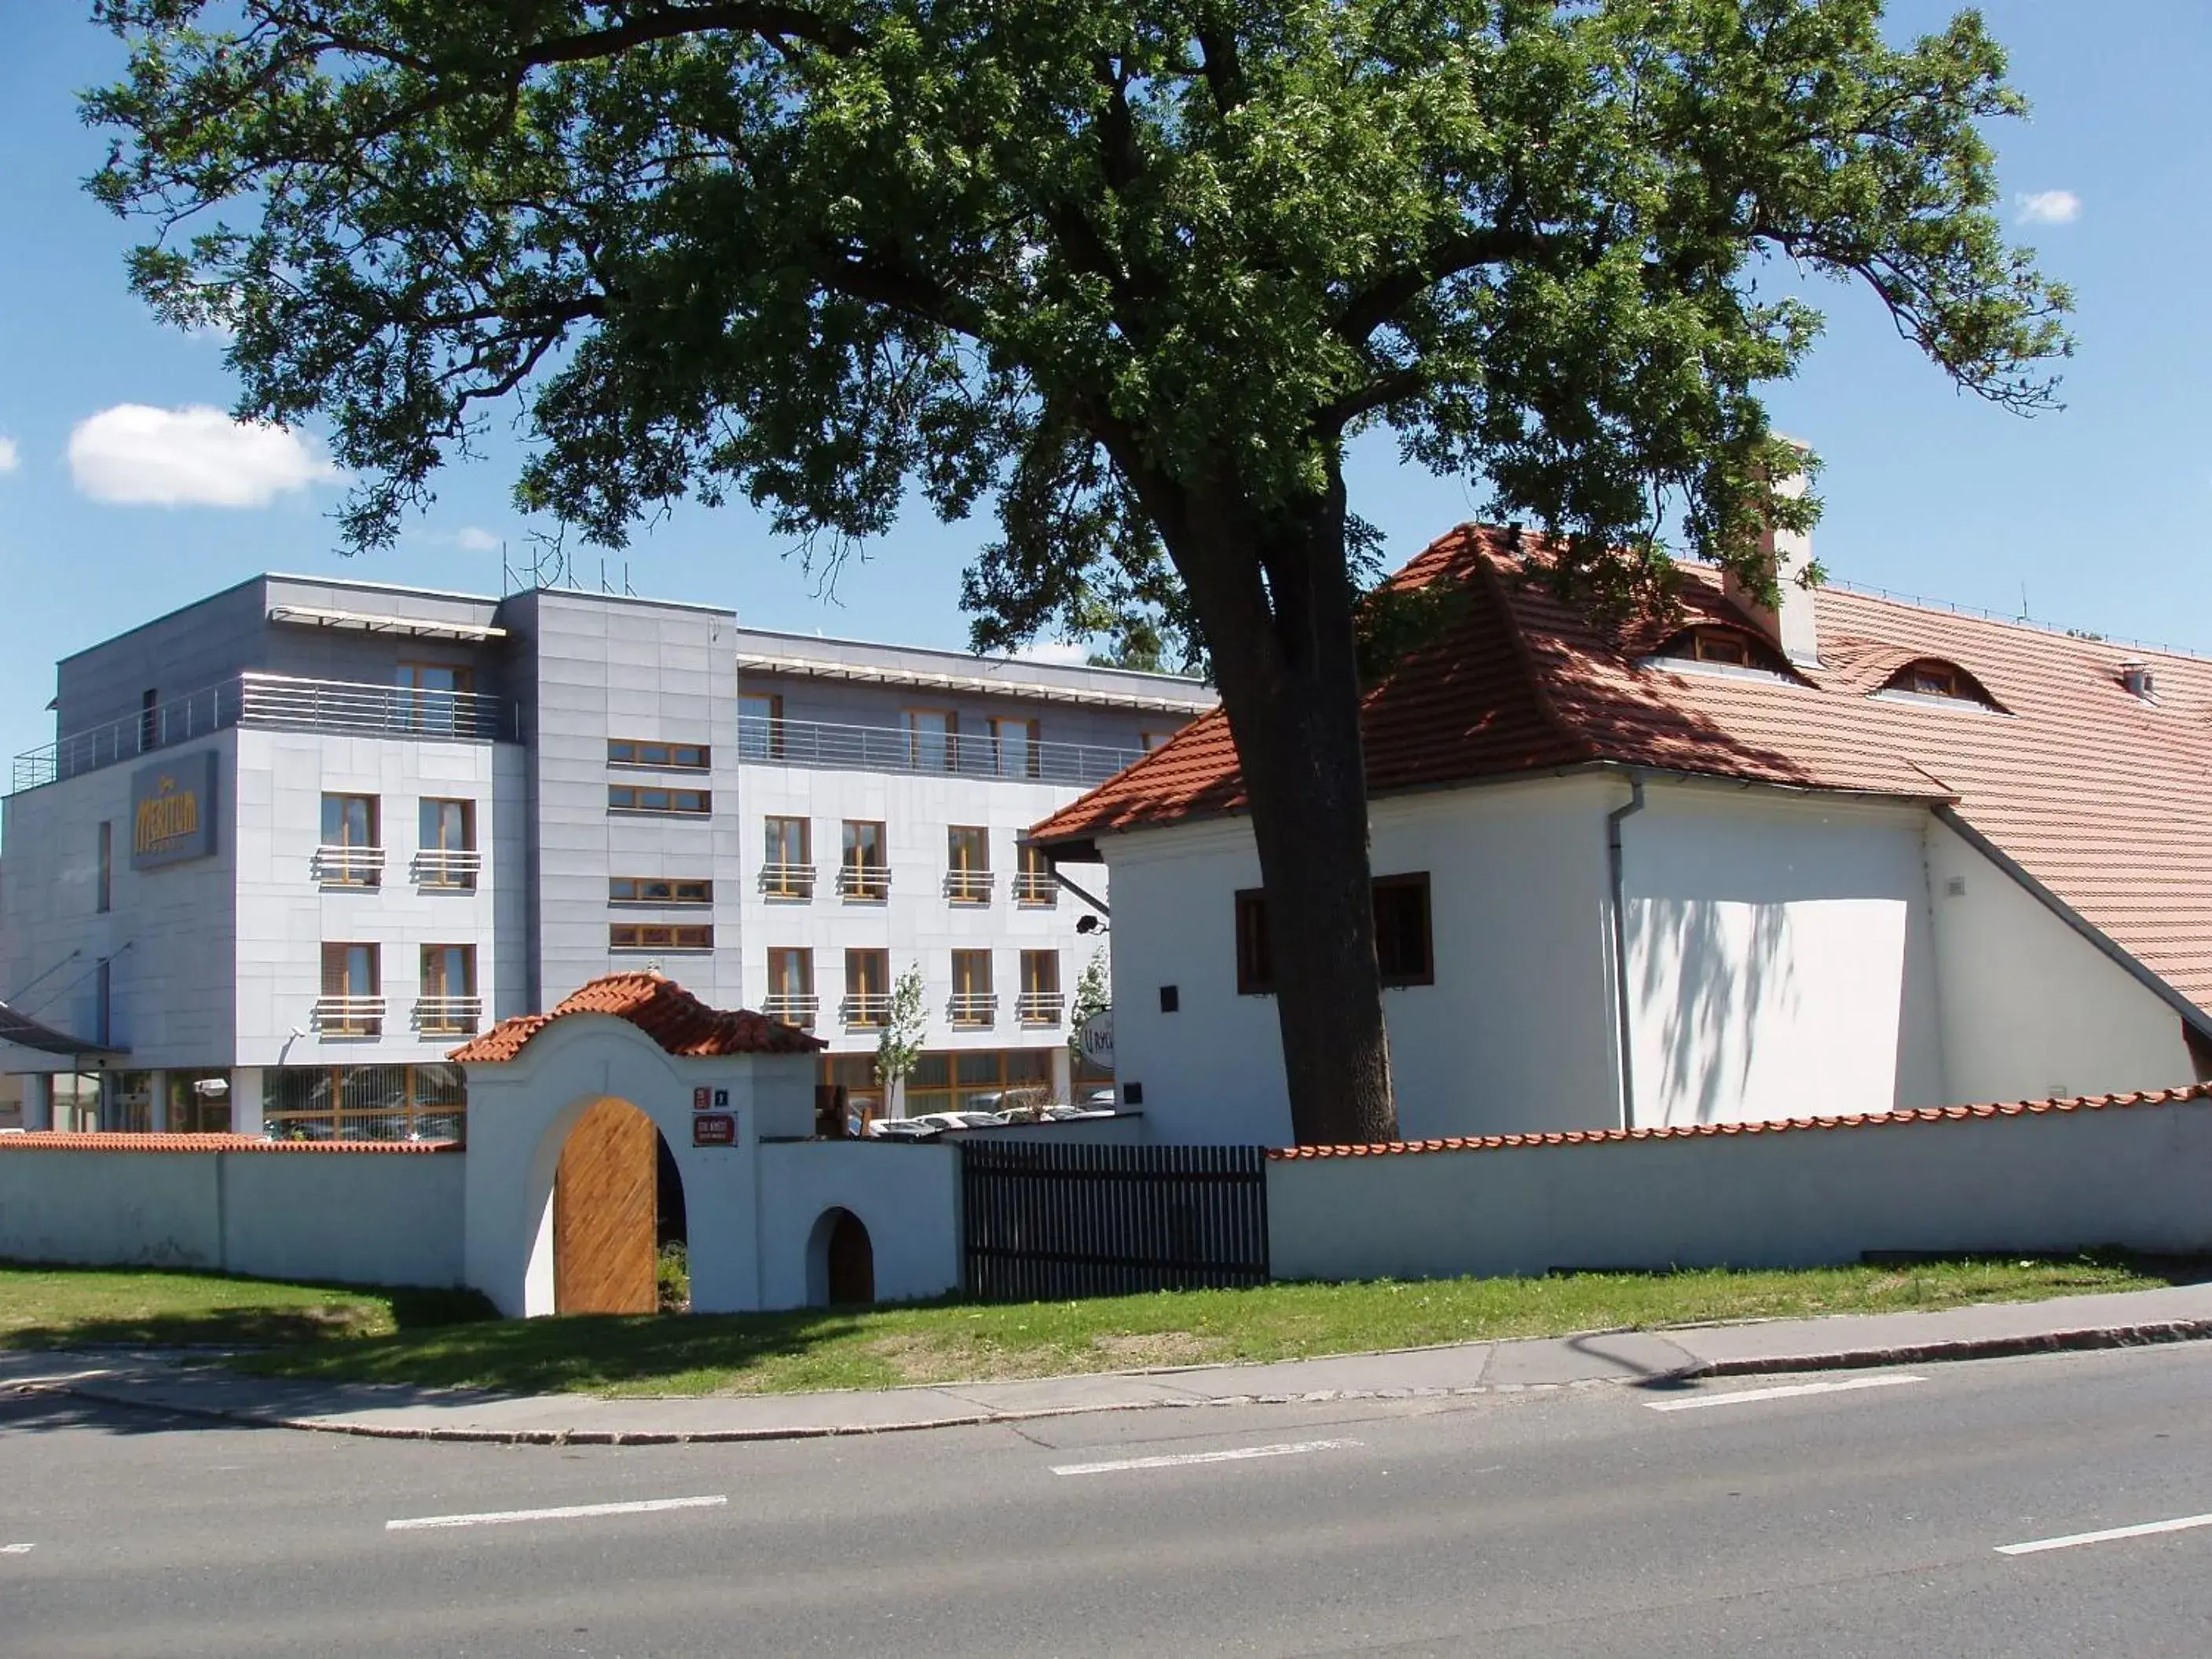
[{"xmin": 130, "ymin": 753, "xmax": 219, "ymax": 870}]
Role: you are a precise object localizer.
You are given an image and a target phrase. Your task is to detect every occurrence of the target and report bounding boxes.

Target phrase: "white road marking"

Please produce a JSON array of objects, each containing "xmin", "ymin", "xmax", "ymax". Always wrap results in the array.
[
  {"xmin": 1997, "ymin": 1511, "xmax": 2212, "ymax": 1556},
  {"xmin": 1052, "ymin": 1437, "xmax": 1363, "ymax": 1477},
  {"xmin": 2, "ymin": 1369, "xmax": 115, "ymax": 1389},
  {"xmin": 386, "ymin": 1495, "xmax": 727, "ymax": 1532},
  {"xmin": 1645, "ymin": 1374, "xmax": 1926, "ymax": 1412},
  {"xmin": 2, "ymin": 1544, "xmax": 35, "ymax": 1555}
]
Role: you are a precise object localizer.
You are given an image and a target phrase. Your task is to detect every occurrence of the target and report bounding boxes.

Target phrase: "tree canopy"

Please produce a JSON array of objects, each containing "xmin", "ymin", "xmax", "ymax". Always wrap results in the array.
[{"xmin": 89, "ymin": 0, "xmax": 2071, "ymax": 1144}]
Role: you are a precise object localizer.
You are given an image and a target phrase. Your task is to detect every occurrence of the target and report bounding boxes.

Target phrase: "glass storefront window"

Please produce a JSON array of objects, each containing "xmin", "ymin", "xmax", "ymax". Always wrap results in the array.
[{"xmin": 167, "ymin": 1069, "xmax": 233, "ymax": 1135}]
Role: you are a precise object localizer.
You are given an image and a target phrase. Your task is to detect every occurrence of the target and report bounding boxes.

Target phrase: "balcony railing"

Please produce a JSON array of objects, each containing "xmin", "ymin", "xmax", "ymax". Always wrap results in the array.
[
  {"xmin": 413, "ymin": 848, "xmax": 482, "ymax": 890},
  {"xmin": 738, "ymin": 713, "xmax": 1144, "ymax": 789},
  {"xmin": 944, "ymin": 869, "xmax": 994, "ymax": 904},
  {"xmin": 412, "ymin": 995, "xmax": 482, "ymax": 1036},
  {"xmin": 949, "ymin": 992, "xmax": 998, "ymax": 1027},
  {"xmin": 313, "ymin": 844, "xmax": 386, "ymax": 888},
  {"xmin": 760, "ymin": 862, "xmax": 817, "ymax": 899},
  {"xmin": 1016, "ymin": 991, "xmax": 1065, "ymax": 1026},
  {"xmin": 312, "ymin": 995, "xmax": 386, "ymax": 1038},
  {"xmin": 1012, "ymin": 870, "xmax": 1058, "ymax": 906},
  {"xmin": 762, "ymin": 992, "xmax": 819, "ymax": 1030},
  {"xmin": 837, "ymin": 862, "xmax": 891, "ymax": 901},
  {"xmin": 13, "ymin": 671, "xmax": 509, "ymax": 793},
  {"xmin": 841, "ymin": 992, "xmax": 891, "ymax": 1027}
]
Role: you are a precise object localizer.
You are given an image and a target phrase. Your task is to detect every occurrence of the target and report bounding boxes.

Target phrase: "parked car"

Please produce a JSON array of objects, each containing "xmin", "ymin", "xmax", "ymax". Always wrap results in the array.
[
  {"xmin": 1042, "ymin": 1103, "xmax": 1115, "ymax": 1122},
  {"xmin": 866, "ymin": 1117, "xmax": 939, "ymax": 1140}
]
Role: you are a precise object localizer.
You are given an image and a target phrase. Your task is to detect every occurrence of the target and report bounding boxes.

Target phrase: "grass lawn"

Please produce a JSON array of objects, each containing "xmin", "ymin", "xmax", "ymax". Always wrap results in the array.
[
  {"xmin": 211, "ymin": 1252, "xmax": 2185, "ymax": 1398},
  {"xmin": 0, "ymin": 1261, "xmax": 486, "ymax": 1350}
]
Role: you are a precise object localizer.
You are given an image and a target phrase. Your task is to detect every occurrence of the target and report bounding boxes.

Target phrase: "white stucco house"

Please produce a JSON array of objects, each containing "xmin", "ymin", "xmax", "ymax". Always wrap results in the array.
[{"xmin": 1030, "ymin": 522, "xmax": 2212, "ymax": 1147}]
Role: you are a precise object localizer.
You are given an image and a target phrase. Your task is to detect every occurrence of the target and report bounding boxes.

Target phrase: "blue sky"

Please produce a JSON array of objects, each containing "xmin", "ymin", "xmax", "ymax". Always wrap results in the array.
[{"xmin": 2, "ymin": 3, "xmax": 2207, "ymax": 771}]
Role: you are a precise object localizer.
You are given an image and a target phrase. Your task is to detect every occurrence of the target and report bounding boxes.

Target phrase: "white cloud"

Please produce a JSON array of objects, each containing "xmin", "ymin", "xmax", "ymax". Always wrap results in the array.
[
  {"xmin": 68, "ymin": 403, "xmax": 342, "ymax": 507},
  {"xmin": 1011, "ymin": 639, "xmax": 1092, "ymax": 667},
  {"xmin": 0, "ymin": 435, "xmax": 16, "ymax": 474},
  {"xmin": 2015, "ymin": 189, "xmax": 2081, "ymax": 225},
  {"xmin": 454, "ymin": 526, "xmax": 501, "ymax": 551}
]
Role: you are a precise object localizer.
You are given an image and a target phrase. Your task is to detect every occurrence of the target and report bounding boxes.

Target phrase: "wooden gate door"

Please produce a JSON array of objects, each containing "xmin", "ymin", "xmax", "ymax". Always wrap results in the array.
[{"xmin": 554, "ymin": 1098, "xmax": 658, "ymax": 1315}]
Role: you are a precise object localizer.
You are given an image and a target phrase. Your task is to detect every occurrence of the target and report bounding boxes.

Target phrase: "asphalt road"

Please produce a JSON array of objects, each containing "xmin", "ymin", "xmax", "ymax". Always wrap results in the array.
[{"xmin": 5, "ymin": 1342, "xmax": 2212, "ymax": 1657}]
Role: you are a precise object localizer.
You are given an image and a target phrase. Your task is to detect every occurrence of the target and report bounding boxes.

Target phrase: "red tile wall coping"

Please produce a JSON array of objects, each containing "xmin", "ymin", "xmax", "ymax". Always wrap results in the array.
[
  {"xmin": 0, "ymin": 1133, "xmax": 458, "ymax": 1155},
  {"xmin": 1266, "ymin": 1084, "xmax": 2212, "ymax": 1160},
  {"xmin": 452, "ymin": 970, "xmax": 826, "ymax": 1064}
]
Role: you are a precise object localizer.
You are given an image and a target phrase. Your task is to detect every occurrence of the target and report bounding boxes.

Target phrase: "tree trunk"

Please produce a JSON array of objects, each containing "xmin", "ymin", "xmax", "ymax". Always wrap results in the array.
[{"xmin": 1173, "ymin": 472, "xmax": 1398, "ymax": 1148}]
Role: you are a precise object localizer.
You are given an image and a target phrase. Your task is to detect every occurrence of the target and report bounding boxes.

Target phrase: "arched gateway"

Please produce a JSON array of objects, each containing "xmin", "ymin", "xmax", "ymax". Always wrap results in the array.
[{"xmin": 448, "ymin": 972, "xmax": 965, "ymax": 1317}]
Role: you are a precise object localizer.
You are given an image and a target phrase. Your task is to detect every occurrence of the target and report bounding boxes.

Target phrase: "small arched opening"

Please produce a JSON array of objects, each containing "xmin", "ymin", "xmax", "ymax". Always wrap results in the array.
[{"xmin": 805, "ymin": 1207, "xmax": 876, "ymax": 1307}]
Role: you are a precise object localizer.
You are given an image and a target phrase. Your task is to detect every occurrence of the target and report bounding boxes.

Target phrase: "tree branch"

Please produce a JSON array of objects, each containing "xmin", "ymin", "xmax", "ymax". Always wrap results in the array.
[{"xmin": 1335, "ymin": 225, "xmax": 1554, "ymax": 345}]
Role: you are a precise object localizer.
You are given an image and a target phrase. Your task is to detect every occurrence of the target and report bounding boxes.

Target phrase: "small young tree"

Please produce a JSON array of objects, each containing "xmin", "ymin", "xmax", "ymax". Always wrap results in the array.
[{"xmin": 875, "ymin": 964, "xmax": 929, "ymax": 1117}]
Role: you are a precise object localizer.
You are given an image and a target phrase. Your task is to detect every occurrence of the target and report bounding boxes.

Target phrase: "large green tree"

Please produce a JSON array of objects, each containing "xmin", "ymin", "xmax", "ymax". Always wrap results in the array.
[{"xmin": 90, "ymin": 1, "xmax": 2067, "ymax": 1145}]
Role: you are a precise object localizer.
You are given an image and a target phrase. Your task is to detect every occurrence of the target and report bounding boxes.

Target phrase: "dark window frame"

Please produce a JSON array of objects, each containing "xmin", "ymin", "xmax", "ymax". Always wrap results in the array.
[
  {"xmin": 609, "ymin": 921, "xmax": 716, "ymax": 950},
  {"xmin": 608, "ymin": 876, "xmax": 715, "ymax": 905},
  {"xmin": 1236, "ymin": 872, "xmax": 1434, "ymax": 995},
  {"xmin": 607, "ymin": 738, "xmax": 712, "ymax": 771},
  {"xmin": 607, "ymin": 783, "xmax": 712, "ymax": 815}
]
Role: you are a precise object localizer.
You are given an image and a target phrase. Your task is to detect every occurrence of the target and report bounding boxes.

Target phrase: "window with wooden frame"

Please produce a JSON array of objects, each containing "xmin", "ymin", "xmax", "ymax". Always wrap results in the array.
[
  {"xmin": 945, "ymin": 826, "xmax": 992, "ymax": 903},
  {"xmin": 608, "ymin": 876, "xmax": 714, "ymax": 905},
  {"xmin": 991, "ymin": 716, "xmax": 1041, "ymax": 778},
  {"xmin": 606, "ymin": 738, "xmax": 711, "ymax": 769},
  {"xmin": 394, "ymin": 663, "xmax": 473, "ymax": 734},
  {"xmin": 1018, "ymin": 950, "xmax": 1063, "ymax": 1025},
  {"xmin": 317, "ymin": 793, "xmax": 383, "ymax": 888},
  {"xmin": 1014, "ymin": 842, "xmax": 1057, "ymax": 906},
  {"xmin": 1237, "ymin": 873, "xmax": 1435, "ymax": 994},
  {"xmin": 1878, "ymin": 658, "xmax": 1999, "ymax": 709},
  {"xmin": 761, "ymin": 815, "xmax": 813, "ymax": 898},
  {"xmin": 905, "ymin": 708, "xmax": 957, "ymax": 771},
  {"xmin": 839, "ymin": 819, "xmax": 889, "ymax": 899},
  {"xmin": 416, "ymin": 798, "xmax": 477, "ymax": 889},
  {"xmin": 607, "ymin": 783, "xmax": 712, "ymax": 815},
  {"xmin": 416, "ymin": 944, "xmax": 479, "ymax": 1035},
  {"xmin": 1652, "ymin": 626, "xmax": 1787, "ymax": 673},
  {"xmin": 843, "ymin": 948, "xmax": 891, "ymax": 1027},
  {"xmin": 950, "ymin": 950, "xmax": 996, "ymax": 1026},
  {"xmin": 738, "ymin": 690, "xmax": 785, "ymax": 759},
  {"xmin": 764, "ymin": 947, "xmax": 816, "ymax": 1029},
  {"xmin": 317, "ymin": 942, "xmax": 383, "ymax": 1035},
  {"xmin": 609, "ymin": 922, "xmax": 715, "ymax": 950}
]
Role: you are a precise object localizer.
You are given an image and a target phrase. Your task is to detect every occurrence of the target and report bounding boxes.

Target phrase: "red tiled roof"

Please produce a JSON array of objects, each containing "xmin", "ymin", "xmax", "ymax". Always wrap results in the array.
[
  {"xmin": 449, "ymin": 972, "xmax": 826, "ymax": 1064},
  {"xmin": 1032, "ymin": 525, "xmax": 2212, "ymax": 1014},
  {"xmin": 1268, "ymin": 1083, "xmax": 2212, "ymax": 1159},
  {"xmin": 0, "ymin": 1133, "xmax": 454, "ymax": 1154}
]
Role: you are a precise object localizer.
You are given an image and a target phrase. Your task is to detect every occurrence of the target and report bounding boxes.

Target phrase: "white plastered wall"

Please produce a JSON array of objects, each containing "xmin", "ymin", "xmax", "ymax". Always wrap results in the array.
[
  {"xmin": 1925, "ymin": 816, "xmax": 2196, "ymax": 1102},
  {"xmin": 756, "ymin": 1139, "xmax": 962, "ymax": 1307},
  {"xmin": 1618, "ymin": 782, "xmax": 1946, "ymax": 1126},
  {"xmin": 1099, "ymin": 775, "xmax": 1621, "ymax": 1145}
]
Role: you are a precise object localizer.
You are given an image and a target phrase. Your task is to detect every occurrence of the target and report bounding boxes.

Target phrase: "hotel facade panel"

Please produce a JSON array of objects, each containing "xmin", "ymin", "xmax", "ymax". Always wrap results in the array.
[{"xmin": 1, "ymin": 576, "xmax": 1213, "ymax": 1137}]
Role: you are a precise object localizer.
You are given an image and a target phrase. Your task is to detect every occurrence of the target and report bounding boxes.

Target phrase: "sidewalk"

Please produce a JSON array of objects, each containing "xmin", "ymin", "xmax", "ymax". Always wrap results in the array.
[{"xmin": 16, "ymin": 1282, "xmax": 2212, "ymax": 1446}]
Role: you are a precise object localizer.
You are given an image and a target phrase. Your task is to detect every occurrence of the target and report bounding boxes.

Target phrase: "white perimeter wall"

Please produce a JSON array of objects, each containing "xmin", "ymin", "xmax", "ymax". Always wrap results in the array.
[
  {"xmin": 0, "ymin": 1148, "xmax": 465, "ymax": 1287},
  {"xmin": 1621, "ymin": 784, "xmax": 1945, "ymax": 1126},
  {"xmin": 1101, "ymin": 775, "xmax": 1620, "ymax": 1145},
  {"xmin": 1269, "ymin": 1097, "xmax": 2212, "ymax": 1282},
  {"xmin": 756, "ymin": 1139, "xmax": 962, "ymax": 1308}
]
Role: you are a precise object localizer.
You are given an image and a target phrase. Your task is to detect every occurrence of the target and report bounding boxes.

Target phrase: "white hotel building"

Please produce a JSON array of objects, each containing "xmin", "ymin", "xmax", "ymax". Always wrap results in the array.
[{"xmin": 0, "ymin": 573, "xmax": 1214, "ymax": 1137}]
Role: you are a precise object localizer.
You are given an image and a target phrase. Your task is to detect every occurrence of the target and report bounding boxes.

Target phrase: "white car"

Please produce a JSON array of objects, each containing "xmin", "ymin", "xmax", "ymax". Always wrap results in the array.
[{"xmin": 866, "ymin": 1117, "xmax": 939, "ymax": 1140}]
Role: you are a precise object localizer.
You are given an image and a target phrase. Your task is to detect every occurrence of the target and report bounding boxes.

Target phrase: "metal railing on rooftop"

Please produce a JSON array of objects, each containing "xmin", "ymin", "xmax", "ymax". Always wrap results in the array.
[
  {"xmin": 13, "ymin": 672, "xmax": 508, "ymax": 793},
  {"xmin": 738, "ymin": 714, "xmax": 1144, "ymax": 788}
]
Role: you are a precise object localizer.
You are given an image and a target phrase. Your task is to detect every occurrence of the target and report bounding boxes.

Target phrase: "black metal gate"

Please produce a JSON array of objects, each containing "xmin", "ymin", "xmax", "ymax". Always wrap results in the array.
[{"xmin": 960, "ymin": 1142, "xmax": 1269, "ymax": 1300}]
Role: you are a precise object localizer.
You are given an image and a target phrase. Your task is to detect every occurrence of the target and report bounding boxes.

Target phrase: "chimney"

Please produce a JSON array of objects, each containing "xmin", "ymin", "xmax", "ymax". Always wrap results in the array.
[
  {"xmin": 2119, "ymin": 659, "xmax": 2155, "ymax": 701},
  {"xmin": 1723, "ymin": 444, "xmax": 1820, "ymax": 667}
]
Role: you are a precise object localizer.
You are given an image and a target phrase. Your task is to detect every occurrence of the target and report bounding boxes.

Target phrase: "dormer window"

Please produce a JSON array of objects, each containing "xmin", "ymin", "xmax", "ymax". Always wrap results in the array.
[
  {"xmin": 1877, "ymin": 658, "xmax": 2001, "ymax": 711},
  {"xmin": 1649, "ymin": 625, "xmax": 1789, "ymax": 677}
]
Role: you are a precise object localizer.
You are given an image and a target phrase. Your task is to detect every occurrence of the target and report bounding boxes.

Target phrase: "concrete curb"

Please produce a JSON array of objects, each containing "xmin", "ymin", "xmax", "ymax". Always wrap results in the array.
[{"xmin": 46, "ymin": 1315, "xmax": 2212, "ymax": 1446}]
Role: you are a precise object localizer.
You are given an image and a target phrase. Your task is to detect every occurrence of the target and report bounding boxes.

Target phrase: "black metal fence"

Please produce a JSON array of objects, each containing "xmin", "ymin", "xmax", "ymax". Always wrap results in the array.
[{"xmin": 960, "ymin": 1142, "xmax": 1270, "ymax": 1300}]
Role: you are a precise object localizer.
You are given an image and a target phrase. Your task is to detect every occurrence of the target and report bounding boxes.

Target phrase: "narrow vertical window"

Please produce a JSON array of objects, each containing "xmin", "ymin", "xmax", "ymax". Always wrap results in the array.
[
  {"xmin": 946, "ymin": 826, "xmax": 991, "ymax": 903},
  {"xmin": 991, "ymin": 716, "xmax": 1041, "ymax": 779},
  {"xmin": 1234, "ymin": 889, "xmax": 1274, "ymax": 994},
  {"xmin": 766, "ymin": 947, "xmax": 816, "ymax": 1028},
  {"xmin": 839, "ymin": 820, "xmax": 888, "ymax": 899},
  {"xmin": 318, "ymin": 943, "xmax": 383, "ymax": 1035},
  {"xmin": 96, "ymin": 821, "xmax": 112, "ymax": 914},
  {"xmin": 740, "ymin": 690, "xmax": 786, "ymax": 759},
  {"xmin": 319, "ymin": 794, "xmax": 383, "ymax": 887},
  {"xmin": 950, "ymin": 950, "xmax": 995, "ymax": 1027},
  {"xmin": 1019, "ymin": 950, "xmax": 1062, "ymax": 1026},
  {"xmin": 417, "ymin": 798, "xmax": 476, "ymax": 889},
  {"xmin": 138, "ymin": 688, "xmax": 159, "ymax": 753},
  {"xmin": 417, "ymin": 945, "xmax": 478, "ymax": 1035},
  {"xmin": 843, "ymin": 949, "xmax": 890, "ymax": 1027},
  {"xmin": 762, "ymin": 815, "xmax": 813, "ymax": 898},
  {"xmin": 905, "ymin": 709, "xmax": 956, "ymax": 771}
]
